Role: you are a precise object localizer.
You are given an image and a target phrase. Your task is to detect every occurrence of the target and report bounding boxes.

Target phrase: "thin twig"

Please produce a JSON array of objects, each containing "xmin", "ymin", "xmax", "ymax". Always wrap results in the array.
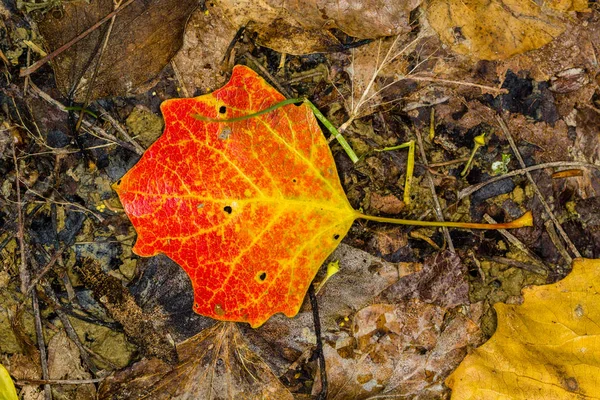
[
  {"xmin": 14, "ymin": 378, "xmax": 105, "ymax": 386},
  {"xmin": 413, "ymin": 128, "xmax": 455, "ymax": 252},
  {"xmin": 495, "ymin": 115, "xmax": 582, "ymax": 258},
  {"xmin": 75, "ymin": 0, "xmax": 124, "ymax": 132},
  {"xmin": 429, "ymin": 157, "xmax": 469, "ymax": 168},
  {"xmin": 23, "ymin": 249, "xmax": 63, "ymax": 299},
  {"xmin": 483, "ymin": 256, "xmax": 547, "ymax": 275},
  {"xmin": 32, "ymin": 290, "xmax": 52, "ymax": 400},
  {"xmin": 19, "ymin": 0, "xmax": 137, "ymax": 77},
  {"xmin": 458, "ymin": 161, "xmax": 600, "ymax": 200},
  {"xmin": 28, "ymin": 81, "xmax": 142, "ymax": 155},
  {"xmin": 170, "ymin": 59, "xmax": 190, "ymax": 97},
  {"xmin": 12, "ymin": 143, "xmax": 29, "ymax": 293},
  {"xmin": 483, "ymin": 214, "xmax": 547, "ymax": 274},
  {"xmin": 243, "ymin": 52, "xmax": 293, "ymax": 98},
  {"xmin": 308, "ymin": 284, "xmax": 327, "ymax": 400},
  {"xmin": 96, "ymin": 104, "xmax": 145, "ymax": 153},
  {"xmin": 42, "ymin": 281, "xmax": 99, "ymax": 375},
  {"xmin": 400, "ymin": 76, "xmax": 508, "ymax": 94},
  {"xmin": 544, "ymin": 219, "xmax": 573, "ymax": 266}
]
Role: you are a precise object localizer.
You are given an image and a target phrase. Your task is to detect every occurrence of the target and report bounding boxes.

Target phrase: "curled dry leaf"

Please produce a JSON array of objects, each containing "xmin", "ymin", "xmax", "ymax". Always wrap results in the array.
[
  {"xmin": 447, "ymin": 258, "xmax": 600, "ymax": 399},
  {"xmin": 426, "ymin": 0, "xmax": 589, "ymax": 60},
  {"xmin": 98, "ymin": 322, "xmax": 293, "ymax": 400},
  {"xmin": 38, "ymin": 0, "xmax": 198, "ymax": 100}
]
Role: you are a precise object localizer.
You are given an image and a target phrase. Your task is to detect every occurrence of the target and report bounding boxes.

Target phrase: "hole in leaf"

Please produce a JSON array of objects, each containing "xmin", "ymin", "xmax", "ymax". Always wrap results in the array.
[
  {"xmin": 256, "ymin": 271, "xmax": 267, "ymax": 283},
  {"xmin": 116, "ymin": 179, "xmax": 121, "ymax": 185},
  {"xmin": 223, "ymin": 206, "xmax": 232, "ymax": 214},
  {"xmin": 334, "ymin": 234, "xmax": 340, "ymax": 240},
  {"xmin": 292, "ymin": 178, "xmax": 297, "ymax": 183},
  {"xmin": 219, "ymin": 106, "xmax": 227, "ymax": 114}
]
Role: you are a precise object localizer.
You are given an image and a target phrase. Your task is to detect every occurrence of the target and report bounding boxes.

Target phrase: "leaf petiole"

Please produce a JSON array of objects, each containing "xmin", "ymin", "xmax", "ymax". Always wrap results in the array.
[
  {"xmin": 374, "ymin": 141, "xmax": 415, "ymax": 205},
  {"xmin": 356, "ymin": 210, "xmax": 533, "ymax": 230}
]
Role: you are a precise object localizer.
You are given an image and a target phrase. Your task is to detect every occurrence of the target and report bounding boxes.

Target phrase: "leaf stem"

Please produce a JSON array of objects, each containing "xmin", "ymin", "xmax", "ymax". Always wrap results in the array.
[
  {"xmin": 192, "ymin": 97, "xmax": 360, "ymax": 163},
  {"xmin": 303, "ymin": 100, "xmax": 359, "ymax": 163},
  {"xmin": 192, "ymin": 97, "xmax": 304, "ymax": 123},
  {"xmin": 356, "ymin": 211, "xmax": 533, "ymax": 230},
  {"xmin": 374, "ymin": 141, "xmax": 414, "ymax": 204}
]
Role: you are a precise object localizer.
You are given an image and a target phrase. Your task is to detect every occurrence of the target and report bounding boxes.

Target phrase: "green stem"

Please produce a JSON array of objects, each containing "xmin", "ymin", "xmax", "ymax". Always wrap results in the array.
[
  {"xmin": 302, "ymin": 100, "xmax": 359, "ymax": 163},
  {"xmin": 192, "ymin": 97, "xmax": 359, "ymax": 163},
  {"xmin": 64, "ymin": 106, "xmax": 98, "ymax": 119},
  {"xmin": 356, "ymin": 210, "xmax": 533, "ymax": 230},
  {"xmin": 192, "ymin": 97, "xmax": 304, "ymax": 123}
]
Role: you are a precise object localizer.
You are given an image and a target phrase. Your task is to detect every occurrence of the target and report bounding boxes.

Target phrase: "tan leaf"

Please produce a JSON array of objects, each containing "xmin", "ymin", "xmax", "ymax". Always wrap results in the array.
[
  {"xmin": 426, "ymin": 0, "xmax": 588, "ymax": 60},
  {"xmin": 38, "ymin": 0, "xmax": 197, "ymax": 100},
  {"xmin": 98, "ymin": 322, "xmax": 293, "ymax": 400},
  {"xmin": 47, "ymin": 332, "xmax": 96, "ymax": 400},
  {"xmin": 318, "ymin": 300, "xmax": 482, "ymax": 399}
]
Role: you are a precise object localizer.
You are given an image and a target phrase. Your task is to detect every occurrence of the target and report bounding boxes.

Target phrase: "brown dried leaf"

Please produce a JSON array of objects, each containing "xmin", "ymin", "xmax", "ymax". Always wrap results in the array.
[
  {"xmin": 38, "ymin": 0, "xmax": 197, "ymax": 100},
  {"xmin": 98, "ymin": 322, "xmax": 293, "ymax": 400},
  {"xmin": 381, "ymin": 251, "xmax": 469, "ymax": 309},
  {"xmin": 426, "ymin": 0, "xmax": 588, "ymax": 60},
  {"xmin": 172, "ymin": 3, "xmax": 238, "ymax": 95},
  {"xmin": 369, "ymin": 192, "xmax": 405, "ymax": 214},
  {"xmin": 47, "ymin": 332, "xmax": 96, "ymax": 400},
  {"xmin": 245, "ymin": 244, "xmax": 420, "ymax": 374},
  {"xmin": 317, "ymin": 300, "xmax": 483, "ymax": 399},
  {"xmin": 370, "ymin": 228, "xmax": 408, "ymax": 256},
  {"xmin": 214, "ymin": 0, "xmax": 422, "ymax": 54},
  {"xmin": 75, "ymin": 259, "xmax": 177, "ymax": 364}
]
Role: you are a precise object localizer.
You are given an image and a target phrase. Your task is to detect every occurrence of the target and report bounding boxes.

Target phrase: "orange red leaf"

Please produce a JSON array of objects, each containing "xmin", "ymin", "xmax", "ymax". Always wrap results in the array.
[{"xmin": 114, "ymin": 65, "xmax": 357, "ymax": 327}]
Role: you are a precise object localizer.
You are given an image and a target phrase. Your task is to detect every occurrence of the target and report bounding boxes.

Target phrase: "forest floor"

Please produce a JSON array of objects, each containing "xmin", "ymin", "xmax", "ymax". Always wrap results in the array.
[{"xmin": 1, "ymin": 1, "xmax": 599, "ymax": 399}]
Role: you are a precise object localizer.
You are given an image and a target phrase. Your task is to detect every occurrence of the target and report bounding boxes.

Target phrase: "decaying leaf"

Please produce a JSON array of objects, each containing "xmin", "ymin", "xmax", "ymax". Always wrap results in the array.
[
  {"xmin": 316, "ymin": 300, "xmax": 483, "ymax": 399},
  {"xmin": 447, "ymin": 258, "xmax": 600, "ymax": 399},
  {"xmin": 190, "ymin": 0, "xmax": 422, "ymax": 55},
  {"xmin": 38, "ymin": 0, "xmax": 197, "ymax": 100},
  {"xmin": 381, "ymin": 250, "xmax": 470, "ymax": 309},
  {"xmin": 247, "ymin": 243, "xmax": 421, "ymax": 374},
  {"xmin": 75, "ymin": 259, "xmax": 177, "ymax": 363},
  {"xmin": 114, "ymin": 65, "xmax": 357, "ymax": 327},
  {"xmin": 426, "ymin": 0, "xmax": 588, "ymax": 60},
  {"xmin": 47, "ymin": 331, "xmax": 96, "ymax": 400},
  {"xmin": 98, "ymin": 322, "xmax": 293, "ymax": 400},
  {"xmin": 172, "ymin": 3, "xmax": 238, "ymax": 96}
]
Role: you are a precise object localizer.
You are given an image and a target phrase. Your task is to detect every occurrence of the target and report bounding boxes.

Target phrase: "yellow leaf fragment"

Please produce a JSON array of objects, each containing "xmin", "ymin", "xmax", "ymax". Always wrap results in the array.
[
  {"xmin": 0, "ymin": 364, "xmax": 18, "ymax": 400},
  {"xmin": 427, "ymin": 0, "xmax": 588, "ymax": 60},
  {"xmin": 446, "ymin": 258, "xmax": 600, "ymax": 399}
]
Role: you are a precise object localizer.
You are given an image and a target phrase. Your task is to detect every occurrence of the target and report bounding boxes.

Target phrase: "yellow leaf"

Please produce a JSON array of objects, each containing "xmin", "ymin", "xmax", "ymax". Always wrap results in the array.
[
  {"xmin": 0, "ymin": 364, "xmax": 18, "ymax": 400},
  {"xmin": 446, "ymin": 258, "xmax": 600, "ymax": 399},
  {"xmin": 427, "ymin": 0, "xmax": 588, "ymax": 60}
]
